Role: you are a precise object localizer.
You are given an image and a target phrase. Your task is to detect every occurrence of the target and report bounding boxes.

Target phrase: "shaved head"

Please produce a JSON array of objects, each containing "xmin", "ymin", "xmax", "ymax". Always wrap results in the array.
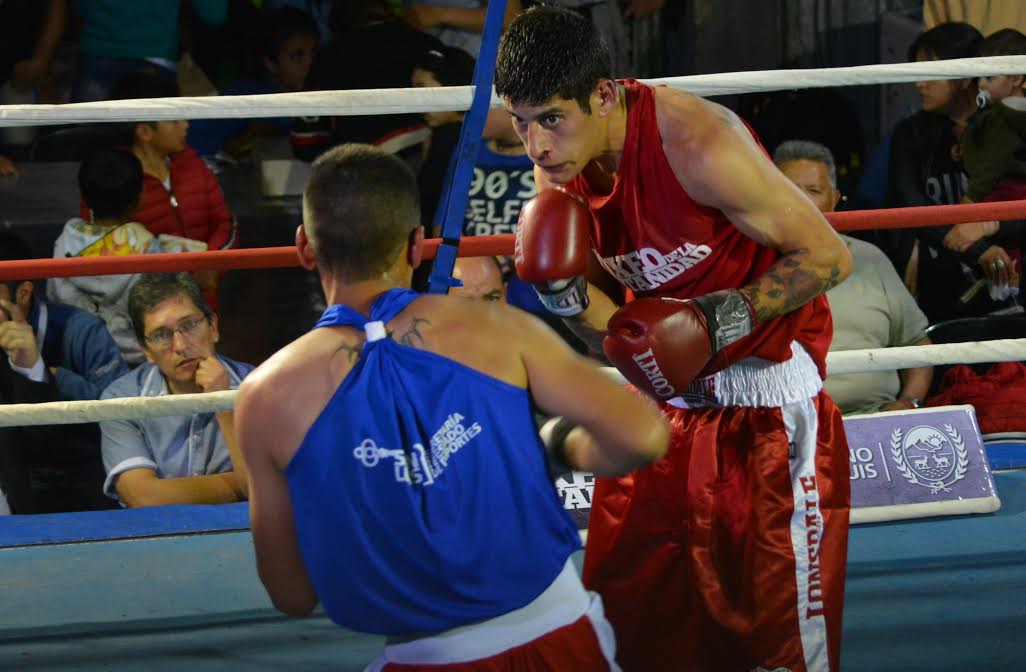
[{"xmin": 451, "ymin": 256, "xmax": 505, "ymax": 302}]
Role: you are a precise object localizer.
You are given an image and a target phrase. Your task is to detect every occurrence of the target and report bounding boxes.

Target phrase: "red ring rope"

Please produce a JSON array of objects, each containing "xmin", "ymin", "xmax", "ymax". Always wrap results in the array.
[{"xmin": 0, "ymin": 200, "xmax": 1023, "ymax": 281}]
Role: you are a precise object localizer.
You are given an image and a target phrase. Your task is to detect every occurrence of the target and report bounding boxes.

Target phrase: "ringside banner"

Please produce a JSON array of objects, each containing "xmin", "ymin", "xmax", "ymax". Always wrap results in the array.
[{"xmin": 557, "ymin": 405, "xmax": 1000, "ymax": 528}]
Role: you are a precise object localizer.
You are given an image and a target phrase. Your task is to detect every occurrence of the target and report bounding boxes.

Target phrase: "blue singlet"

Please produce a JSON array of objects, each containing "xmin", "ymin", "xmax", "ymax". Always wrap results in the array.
[{"xmin": 286, "ymin": 288, "xmax": 581, "ymax": 635}]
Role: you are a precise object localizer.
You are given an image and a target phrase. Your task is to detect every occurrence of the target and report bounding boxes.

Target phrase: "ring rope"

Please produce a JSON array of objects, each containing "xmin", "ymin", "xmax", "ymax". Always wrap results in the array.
[
  {"xmin": 3, "ymin": 199, "xmax": 1025, "ymax": 281},
  {"xmin": 3, "ymin": 339, "xmax": 1025, "ymax": 428},
  {"xmin": 0, "ymin": 56, "xmax": 1024, "ymax": 126}
]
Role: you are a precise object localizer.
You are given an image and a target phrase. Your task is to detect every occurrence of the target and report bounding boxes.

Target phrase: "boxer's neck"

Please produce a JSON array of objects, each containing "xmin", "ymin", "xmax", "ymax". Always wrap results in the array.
[{"xmin": 591, "ymin": 85, "xmax": 629, "ymax": 180}]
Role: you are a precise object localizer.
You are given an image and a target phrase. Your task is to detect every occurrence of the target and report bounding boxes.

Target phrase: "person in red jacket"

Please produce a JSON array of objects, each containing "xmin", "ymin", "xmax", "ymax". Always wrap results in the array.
[
  {"xmin": 84, "ymin": 71, "xmax": 239, "ymax": 307},
  {"xmin": 107, "ymin": 71, "xmax": 238, "ymax": 251}
]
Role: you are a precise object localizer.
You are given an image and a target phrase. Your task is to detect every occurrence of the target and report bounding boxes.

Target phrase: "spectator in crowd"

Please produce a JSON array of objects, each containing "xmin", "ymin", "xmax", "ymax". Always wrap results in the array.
[
  {"xmin": 102, "ymin": 71, "xmax": 238, "ymax": 309},
  {"xmin": 1, "ymin": 233, "xmax": 126, "ymax": 512},
  {"xmin": 885, "ymin": 22, "xmax": 1017, "ymax": 324},
  {"xmin": 410, "ymin": 45, "xmax": 477, "ymax": 231},
  {"xmin": 412, "ymin": 46, "xmax": 537, "ymax": 240},
  {"xmin": 945, "ymin": 28, "xmax": 1026, "ymax": 299},
  {"xmin": 411, "ymin": 45, "xmax": 584, "ymax": 347},
  {"xmin": 71, "ymin": 0, "xmax": 228, "ymax": 102},
  {"xmin": 188, "ymin": 6, "xmax": 318, "ymax": 159},
  {"xmin": 263, "ymin": 0, "xmax": 335, "ymax": 45},
  {"xmin": 292, "ymin": 0, "xmax": 446, "ymax": 158},
  {"xmin": 450, "ymin": 256, "xmax": 506, "ymax": 302},
  {"xmin": 100, "ymin": 273, "xmax": 252, "ymax": 508},
  {"xmin": 776, "ymin": 140, "xmax": 933, "ymax": 414},
  {"xmin": 402, "ymin": 0, "xmax": 522, "ymax": 58},
  {"xmin": 51, "ymin": 149, "xmax": 163, "ymax": 366},
  {"xmin": 962, "ymin": 28, "xmax": 1026, "ymax": 204}
]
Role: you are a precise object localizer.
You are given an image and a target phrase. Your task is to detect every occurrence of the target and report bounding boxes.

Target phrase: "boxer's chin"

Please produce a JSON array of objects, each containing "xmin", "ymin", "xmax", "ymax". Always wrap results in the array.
[{"xmin": 539, "ymin": 162, "xmax": 576, "ymax": 183}]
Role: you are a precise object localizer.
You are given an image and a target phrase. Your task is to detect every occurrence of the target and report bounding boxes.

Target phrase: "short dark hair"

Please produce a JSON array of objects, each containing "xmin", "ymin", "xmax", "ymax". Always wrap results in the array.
[
  {"xmin": 908, "ymin": 22, "xmax": 982, "ymax": 62},
  {"xmin": 128, "ymin": 273, "xmax": 213, "ymax": 343},
  {"xmin": 415, "ymin": 46, "xmax": 476, "ymax": 87},
  {"xmin": 303, "ymin": 144, "xmax": 420, "ymax": 282},
  {"xmin": 978, "ymin": 28, "xmax": 1026, "ymax": 58},
  {"xmin": 108, "ymin": 70, "xmax": 181, "ymax": 142},
  {"xmin": 494, "ymin": 5, "xmax": 612, "ymax": 112},
  {"xmin": 79, "ymin": 149, "xmax": 143, "ymax": 221},
  {"xmin": 260, "ymin": 7, "xmax": 319, "ymax": 63}
]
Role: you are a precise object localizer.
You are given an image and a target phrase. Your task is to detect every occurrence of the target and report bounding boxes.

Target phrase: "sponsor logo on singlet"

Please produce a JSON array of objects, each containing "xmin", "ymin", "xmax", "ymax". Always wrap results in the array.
[
  {"xmin": 597, "ymin": 242, "xmax": 713, "ymax": 293},
  {"xmin": 353, "ymin": 412, "xmax": 482, "ymax": 486}
]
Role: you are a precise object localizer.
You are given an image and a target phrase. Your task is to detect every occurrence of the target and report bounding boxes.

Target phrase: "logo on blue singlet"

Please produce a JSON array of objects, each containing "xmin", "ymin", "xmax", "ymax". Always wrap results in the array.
[{"xmin": 353, "ymin": 413, "xmax": 483, "ymax": 486}]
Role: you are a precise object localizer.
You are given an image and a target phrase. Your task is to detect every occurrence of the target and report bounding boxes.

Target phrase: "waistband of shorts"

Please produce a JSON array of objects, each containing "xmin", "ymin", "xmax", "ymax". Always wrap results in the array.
[
  {"xmin": 667, "ymin": 342, "xmax": 823, "ymax": 409},
  {"xmin": 366, "ymin": 559, "xmax": 598, "ymax": 668}
]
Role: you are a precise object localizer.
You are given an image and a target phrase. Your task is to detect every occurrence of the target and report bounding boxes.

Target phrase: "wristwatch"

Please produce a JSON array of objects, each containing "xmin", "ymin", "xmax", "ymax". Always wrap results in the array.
[{"xmin": 902, "ymin": 396, "xmax": 922, "ymax": 409}]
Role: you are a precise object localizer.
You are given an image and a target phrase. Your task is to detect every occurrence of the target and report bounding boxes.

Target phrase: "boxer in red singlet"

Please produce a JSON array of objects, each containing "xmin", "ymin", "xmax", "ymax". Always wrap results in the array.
[{"xmin": 496, "ymin": 7, "xmax": 853, "ymax": 672}]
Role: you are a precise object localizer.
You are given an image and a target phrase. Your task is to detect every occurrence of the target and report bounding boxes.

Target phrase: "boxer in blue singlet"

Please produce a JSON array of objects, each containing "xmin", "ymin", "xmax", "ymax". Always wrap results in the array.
[{"xmin": 235, "ymin": 144, "xmax": 668, "ymax": 671}]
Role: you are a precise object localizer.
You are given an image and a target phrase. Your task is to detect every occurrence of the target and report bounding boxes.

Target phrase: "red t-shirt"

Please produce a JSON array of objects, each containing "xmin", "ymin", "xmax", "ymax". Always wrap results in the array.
[{"xmin": 567, "ymin": 79, "xmax": 832, "ymax": 378}]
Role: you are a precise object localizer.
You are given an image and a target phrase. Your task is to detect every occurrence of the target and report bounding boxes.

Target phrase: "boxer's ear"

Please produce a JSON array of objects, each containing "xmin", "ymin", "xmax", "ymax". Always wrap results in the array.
[
  {"xmin": 594, "ymin": 79, "xmax": 619, "ymax": 118},
  {"xmin": 295, "ymin": 225, "xmax": 317, "ymax": 271},
  {"xmin": 408, "ymin": 226, "xmax": 425, "ymax": 269}
]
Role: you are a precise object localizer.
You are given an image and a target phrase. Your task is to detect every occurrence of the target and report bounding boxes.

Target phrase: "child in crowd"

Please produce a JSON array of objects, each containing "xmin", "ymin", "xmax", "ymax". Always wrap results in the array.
[
  {"xmin": 948, "ymin": 28, "xmax": 1026, "ymax": 301},
  {"xmin": 51, "ymin": 150, "xmax": 202, "ymax": 366},
  {"xmin": 89, "ymin": 70, "xmax": 237, "ymax": 310},
  {"xmin": 962, "ymin": 28, "xmax": 1026, "ymax": 203},
  {"xmin": 189, "ymin": 7, "xmax": 319, "ymax": 159}
]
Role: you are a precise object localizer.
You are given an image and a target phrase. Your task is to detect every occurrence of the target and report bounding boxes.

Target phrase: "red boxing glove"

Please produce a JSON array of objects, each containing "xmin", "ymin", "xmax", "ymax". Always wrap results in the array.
[
  {"xmin": 603, "ymin": 290, "xmax": 754, "ymax": 400},
  {"xmin": 514, "ymin": 187, "xmax": 593, "ymax": 317},
  {"xmin": 603, "ymin": 297, "xmax": 714, "ymax": 400}
]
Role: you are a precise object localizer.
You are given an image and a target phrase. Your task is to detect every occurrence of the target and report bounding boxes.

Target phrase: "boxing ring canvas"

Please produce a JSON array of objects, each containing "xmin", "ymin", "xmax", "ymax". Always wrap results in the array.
[{"xmin": 0, "ymin": 469, "xmax": 1024, "ymax": 671}]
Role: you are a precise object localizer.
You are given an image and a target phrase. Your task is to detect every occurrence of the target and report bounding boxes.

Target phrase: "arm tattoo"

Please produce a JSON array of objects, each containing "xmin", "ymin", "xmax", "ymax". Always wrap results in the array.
[
  {"xmin": 394, "ymin": 317, "xmax": 430, "ymax": 348},
  {"xmin": 331, "ymin": 340, "xmax": 360, "ymax": 364},
  {"xmin": 739, "ymin": 251, "xmax": 843, "ymax": 323}
]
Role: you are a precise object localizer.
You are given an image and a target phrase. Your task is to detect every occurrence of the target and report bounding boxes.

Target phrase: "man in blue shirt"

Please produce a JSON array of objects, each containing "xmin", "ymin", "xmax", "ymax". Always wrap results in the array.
[
  {"xmin": 0, "ymin": 233, "xmax": 126, "ymax": 512},
  {"xmin": 101, "ymin": 272, "xmax": 252, "ymax": 507}
]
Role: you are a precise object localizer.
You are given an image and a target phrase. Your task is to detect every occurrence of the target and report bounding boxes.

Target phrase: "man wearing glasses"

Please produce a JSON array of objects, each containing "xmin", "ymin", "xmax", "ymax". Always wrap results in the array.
[{"xmin": 99, "ymin": 273, "xmax": 253, "ymax": 507}]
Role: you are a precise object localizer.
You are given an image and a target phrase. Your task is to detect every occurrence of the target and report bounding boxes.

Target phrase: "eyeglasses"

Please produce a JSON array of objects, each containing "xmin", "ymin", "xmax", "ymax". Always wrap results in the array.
[{"xmin": 145, "ymin": 315, "xmax": 208, "ymax": 350}]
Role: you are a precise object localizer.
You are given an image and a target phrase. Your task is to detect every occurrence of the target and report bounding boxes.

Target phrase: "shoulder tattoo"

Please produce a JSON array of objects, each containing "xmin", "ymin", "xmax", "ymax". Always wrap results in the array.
[{"xmin": 393, "ymin": 317, "xmax": 431, "ymax": 348}]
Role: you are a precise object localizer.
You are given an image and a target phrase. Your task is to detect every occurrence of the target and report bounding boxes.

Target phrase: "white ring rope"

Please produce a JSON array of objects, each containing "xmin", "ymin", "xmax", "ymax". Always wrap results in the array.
[
  {"xmin": 0, "ymin": 56, "xmax": 1024, "ymax": 126},
  {"xmin": 0, "ymin": 390, "xmax": 235, "ymax": 427},
  {"xmin": 825, "ymin": 338, "xmax": 1026, "ymax": 375},
  {"xmin": 3, "ymin": 339, "xmax": 1026, "ymax": 427}
]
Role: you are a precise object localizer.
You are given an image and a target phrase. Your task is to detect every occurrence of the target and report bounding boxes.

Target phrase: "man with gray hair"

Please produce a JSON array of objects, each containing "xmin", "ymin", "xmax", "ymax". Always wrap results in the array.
[{"xmin": 775, "ymin": 139, "xmax": 934, "ymax": 414}]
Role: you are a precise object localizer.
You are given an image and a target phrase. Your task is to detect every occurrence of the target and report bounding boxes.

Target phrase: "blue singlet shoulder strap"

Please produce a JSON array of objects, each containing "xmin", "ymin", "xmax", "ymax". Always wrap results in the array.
[{"xmin": 314, "ymin": 289, "xmax": 421, "ymax": 341}]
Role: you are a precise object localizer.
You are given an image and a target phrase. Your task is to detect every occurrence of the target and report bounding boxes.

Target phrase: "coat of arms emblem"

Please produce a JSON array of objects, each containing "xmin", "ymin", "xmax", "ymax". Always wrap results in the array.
[{"xmin": 890, "ymin": 424, "xmax": 969, "ymax": 493}]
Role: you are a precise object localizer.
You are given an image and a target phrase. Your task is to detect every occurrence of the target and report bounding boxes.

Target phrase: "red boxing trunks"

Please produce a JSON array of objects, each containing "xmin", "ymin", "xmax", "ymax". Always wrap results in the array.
[{"xmin": 584, "ymin": 343, "xmax": 850, "ymax": 672}]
